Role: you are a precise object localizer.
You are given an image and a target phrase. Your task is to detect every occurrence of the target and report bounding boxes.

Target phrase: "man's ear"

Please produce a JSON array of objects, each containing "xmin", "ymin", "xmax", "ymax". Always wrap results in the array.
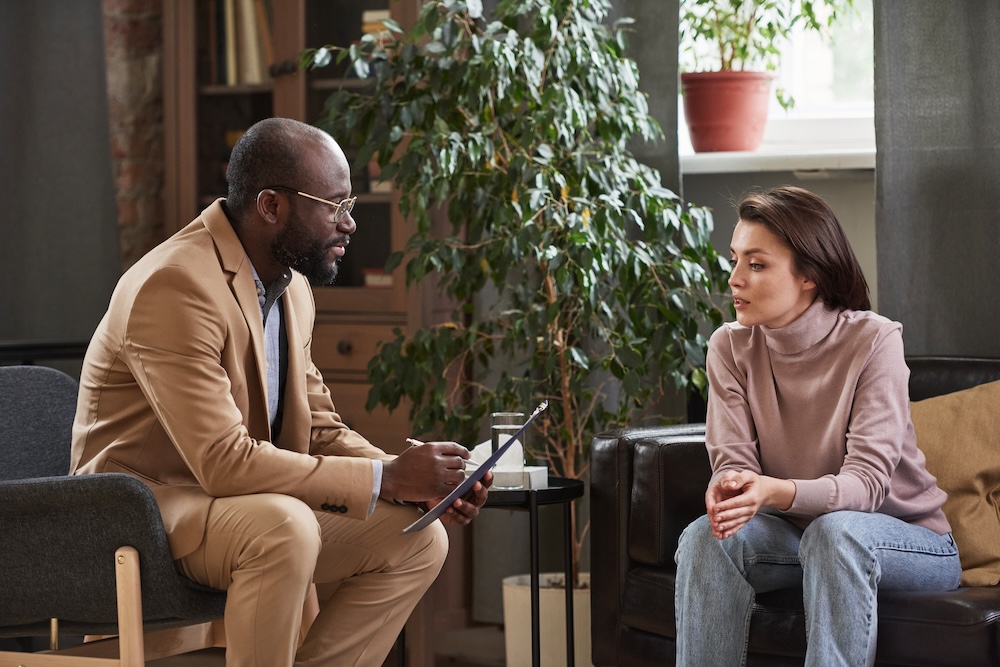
[{"xmin": 255, "ymin": 189, "xmax": 282, "ymax": 225}]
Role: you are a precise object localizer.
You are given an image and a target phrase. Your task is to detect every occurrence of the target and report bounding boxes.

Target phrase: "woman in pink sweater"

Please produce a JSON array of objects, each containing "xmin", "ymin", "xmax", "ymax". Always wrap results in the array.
[{"xmin": 674, "ymin": 187, "xmax": 960, "ymax": 666}]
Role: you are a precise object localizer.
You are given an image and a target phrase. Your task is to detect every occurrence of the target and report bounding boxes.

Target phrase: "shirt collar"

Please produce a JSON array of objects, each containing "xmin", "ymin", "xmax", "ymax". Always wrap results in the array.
[{"xmin": 249, "ymin": 260, "xmax": 292, "ymax": 323}]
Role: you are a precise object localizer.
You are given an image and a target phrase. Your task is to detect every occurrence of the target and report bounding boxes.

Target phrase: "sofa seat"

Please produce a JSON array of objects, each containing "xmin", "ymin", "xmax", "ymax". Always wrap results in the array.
[{"xmin": 616, "ymin": 563, "xmax": 1000, "ymax": 666}]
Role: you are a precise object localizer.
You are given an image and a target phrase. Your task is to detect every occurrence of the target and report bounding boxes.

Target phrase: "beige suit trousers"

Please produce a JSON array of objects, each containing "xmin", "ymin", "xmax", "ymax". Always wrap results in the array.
[{"xmin": 176, "ymin": 493, "xmax": 448, "ymax": 667}]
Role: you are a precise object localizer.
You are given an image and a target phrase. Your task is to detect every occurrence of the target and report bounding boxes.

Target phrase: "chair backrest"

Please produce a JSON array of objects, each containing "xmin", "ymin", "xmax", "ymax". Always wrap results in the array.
[{"xmin": 0, "ymin": 365, "xmax": 78, "ymax": 480}]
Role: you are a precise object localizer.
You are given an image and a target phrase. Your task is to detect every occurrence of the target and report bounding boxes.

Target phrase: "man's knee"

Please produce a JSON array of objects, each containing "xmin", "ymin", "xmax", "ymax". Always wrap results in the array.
[
  {"xmin": 413, "ymin": 519, "xmax": 450, "ymax": 579},
  {"xmin": 242, "ymin": 494, "xmax": 323, "ymax": 567}
]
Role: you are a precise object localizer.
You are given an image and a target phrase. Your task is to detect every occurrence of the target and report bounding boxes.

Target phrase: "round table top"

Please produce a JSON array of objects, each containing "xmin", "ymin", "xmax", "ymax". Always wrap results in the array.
[{"xmin": 484, "ymin": 476, "xmax": 584, "ymax": 508}]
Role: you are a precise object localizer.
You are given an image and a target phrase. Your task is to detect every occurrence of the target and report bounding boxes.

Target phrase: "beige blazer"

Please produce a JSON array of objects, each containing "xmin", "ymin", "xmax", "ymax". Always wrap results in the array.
[{"xmin": 71, "ymin": 200, "xmax": 392, "ymax": 559}]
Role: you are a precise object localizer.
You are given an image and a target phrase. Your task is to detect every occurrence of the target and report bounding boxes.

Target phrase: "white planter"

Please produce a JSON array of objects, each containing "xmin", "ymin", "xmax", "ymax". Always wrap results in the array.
[{"xmin": 501, "ymin": 572, "xmax": 592, "ymax": 667}]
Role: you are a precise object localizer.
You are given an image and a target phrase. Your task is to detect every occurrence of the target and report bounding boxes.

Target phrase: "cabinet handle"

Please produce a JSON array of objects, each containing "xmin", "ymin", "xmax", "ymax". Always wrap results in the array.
[
  {"xmin": 337, "ymin": 340, "xmax": 353, "ymax": 355},
  {"xmin": 268, "ymin": 60, "xmax": 297, "ymax": 78}
]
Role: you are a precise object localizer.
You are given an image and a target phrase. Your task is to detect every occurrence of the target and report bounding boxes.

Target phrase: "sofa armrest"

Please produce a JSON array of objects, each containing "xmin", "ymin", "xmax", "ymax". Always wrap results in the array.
[
  {"xmin": 590, "ymin": 424, "xmax": 706, "ymax": 666},
  {"xmin": 629, "ymin": 436, "xmax": 712, "ymax": 566}
]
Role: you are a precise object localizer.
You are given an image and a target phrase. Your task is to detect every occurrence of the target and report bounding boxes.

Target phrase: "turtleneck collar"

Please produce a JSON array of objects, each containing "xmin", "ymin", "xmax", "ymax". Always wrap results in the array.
[{"xmin": 761, "ymin": 298, "xmax": 841, "ymax": 355}]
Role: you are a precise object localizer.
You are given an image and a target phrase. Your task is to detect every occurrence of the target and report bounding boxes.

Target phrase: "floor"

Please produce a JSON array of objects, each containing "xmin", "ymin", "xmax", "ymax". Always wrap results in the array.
[{"xmin": 145, "ymin": 624, "xmax": 505, "ymax": 667}]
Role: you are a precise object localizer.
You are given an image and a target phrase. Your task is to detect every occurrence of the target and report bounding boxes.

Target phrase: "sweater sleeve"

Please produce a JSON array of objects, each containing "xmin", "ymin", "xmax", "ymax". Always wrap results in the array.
[
  {"xmin": 786, "ymin": 324, "xmax": 910, "ymax": 517},
  {"xmin": 705, "ymin": 326, "xmax": 763, "ymax": 482}
]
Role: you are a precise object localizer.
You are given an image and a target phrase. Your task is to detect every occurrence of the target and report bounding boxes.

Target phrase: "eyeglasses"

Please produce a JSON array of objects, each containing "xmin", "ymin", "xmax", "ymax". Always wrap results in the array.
[{"xmin": 265, "ymin": 186, "xmax": 357, "ymax": 222}]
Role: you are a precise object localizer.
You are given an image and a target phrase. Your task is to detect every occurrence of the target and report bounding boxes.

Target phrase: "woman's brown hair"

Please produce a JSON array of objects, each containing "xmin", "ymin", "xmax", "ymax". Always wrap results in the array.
[{"xmin": 738, "ymin": 186, "xmax": 871, "ymax": 311}]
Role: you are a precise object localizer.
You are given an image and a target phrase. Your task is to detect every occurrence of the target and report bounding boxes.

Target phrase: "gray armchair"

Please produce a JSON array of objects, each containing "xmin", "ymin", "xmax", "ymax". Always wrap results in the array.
[{"xmin": 0, "ymin": 364, "xmax": 226, "ymax": 666}]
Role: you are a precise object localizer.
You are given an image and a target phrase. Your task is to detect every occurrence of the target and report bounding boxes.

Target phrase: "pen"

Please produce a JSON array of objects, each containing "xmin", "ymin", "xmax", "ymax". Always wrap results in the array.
[{"xmin": 406, "ymin": 438, "xmax": 424, "ymax": 447}]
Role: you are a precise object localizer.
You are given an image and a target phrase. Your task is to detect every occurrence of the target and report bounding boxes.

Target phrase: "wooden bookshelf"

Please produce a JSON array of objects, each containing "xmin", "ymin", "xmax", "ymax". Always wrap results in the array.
[{"xmin": 162, "ymin": 3, "xmax": 472, "ymax": 665}]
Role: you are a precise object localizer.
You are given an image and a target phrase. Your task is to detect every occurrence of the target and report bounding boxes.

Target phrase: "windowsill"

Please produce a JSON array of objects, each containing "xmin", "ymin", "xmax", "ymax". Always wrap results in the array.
[
  {"xmin": 680, "ymin": 146, "xmax": 875, "ymax": 175},
  {"xmin": 678, "ymin": 112, "xmax": 876, "ymax": 176}
]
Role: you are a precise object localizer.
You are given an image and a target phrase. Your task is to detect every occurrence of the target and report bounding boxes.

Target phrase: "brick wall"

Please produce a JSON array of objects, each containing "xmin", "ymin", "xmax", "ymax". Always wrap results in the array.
[{"xmin": 103, "ymin": 0, "xmax": 164, "ymax": 269}]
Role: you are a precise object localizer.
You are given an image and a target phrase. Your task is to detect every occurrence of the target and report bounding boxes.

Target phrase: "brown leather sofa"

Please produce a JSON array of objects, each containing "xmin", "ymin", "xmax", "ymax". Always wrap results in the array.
[{"xmin": 590, "ymin": 357, "xmax": 1000, "ymax": 666}]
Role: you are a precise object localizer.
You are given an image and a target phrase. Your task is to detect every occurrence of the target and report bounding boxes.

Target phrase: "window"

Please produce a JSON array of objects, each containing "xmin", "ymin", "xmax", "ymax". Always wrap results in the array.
[{"xmin": 679, "ymin": 0, "xmax": 875, "ymax": 159}]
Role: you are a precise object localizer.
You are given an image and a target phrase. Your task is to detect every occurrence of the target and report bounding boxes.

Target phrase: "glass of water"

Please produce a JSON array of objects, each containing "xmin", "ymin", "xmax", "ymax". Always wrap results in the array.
[{"xmin": 490, "ymin": 411, "xmax": 526, "ymax": 490}]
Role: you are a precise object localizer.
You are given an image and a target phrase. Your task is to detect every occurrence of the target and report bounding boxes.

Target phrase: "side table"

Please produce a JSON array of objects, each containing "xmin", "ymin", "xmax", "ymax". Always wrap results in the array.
[{"xmin": 484, "ymin": 476, "xmax": 585, "ymax": 667}]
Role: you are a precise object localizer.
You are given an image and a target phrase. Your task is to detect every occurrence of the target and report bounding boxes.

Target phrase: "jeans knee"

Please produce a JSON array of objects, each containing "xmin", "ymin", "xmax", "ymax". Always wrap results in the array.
[
  {"xmin": 800, "ymin": 512, "xmax": 871, "ymax": 570},
  {"xmin": 676, "ymin": 515, "xmax": 718, "ymax": 567}
]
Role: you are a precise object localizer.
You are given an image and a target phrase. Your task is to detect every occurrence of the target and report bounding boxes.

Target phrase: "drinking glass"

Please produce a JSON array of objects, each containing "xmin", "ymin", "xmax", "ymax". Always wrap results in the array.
[{"xmin": 490, "ymin": 411, "xmax": 526, "ymax": 490}]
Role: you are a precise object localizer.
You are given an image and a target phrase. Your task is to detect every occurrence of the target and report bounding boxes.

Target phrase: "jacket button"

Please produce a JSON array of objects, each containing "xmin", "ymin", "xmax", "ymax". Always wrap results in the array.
[
  {"xmin": 321, "ymin": 503, "xmax": 331, "ymax": 511},
  {"xmin": 338, "ymin": 505, "xmax": 348, "ymax": 513}
]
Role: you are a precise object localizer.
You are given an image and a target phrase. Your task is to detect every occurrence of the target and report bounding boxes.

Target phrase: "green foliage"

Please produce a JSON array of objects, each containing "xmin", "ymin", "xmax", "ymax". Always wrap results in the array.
[
  {"xmin": 680, "ymin": 0, "xmax": 855, "ymax": 72},
  {"xmin": 680, "ymin": 0, "xmax": 856, "ymax": 108},
  {"xmin": 304, "ymin": 0, "xmax": 728, "ymax": 487}
]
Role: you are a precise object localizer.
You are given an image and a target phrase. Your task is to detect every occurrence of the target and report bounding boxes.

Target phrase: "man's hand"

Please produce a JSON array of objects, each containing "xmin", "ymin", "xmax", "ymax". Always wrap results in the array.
[
  {"xmin": 380, "ymin": 441, "xmax": 469, "ymax": 502},
  {"xmin": 706, "ymin": 470, "xmax": 795, "ymax": 540},
  {"xmin": 428, "ymin": 469, "xmax": 493, "ymax": 526}
]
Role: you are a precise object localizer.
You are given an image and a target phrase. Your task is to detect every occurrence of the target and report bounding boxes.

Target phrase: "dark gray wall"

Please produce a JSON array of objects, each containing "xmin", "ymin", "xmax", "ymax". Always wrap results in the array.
[
  {"xmin": 0, "ymin": 1, "xmax": 120, "ymax": 346},
  {"xmin": 611, "ymin": 0, "xmax": 680, "ymax": 194},
  {"xmin": 875, "ymin": 0, "xmax": 1000, "ymax": 356}
]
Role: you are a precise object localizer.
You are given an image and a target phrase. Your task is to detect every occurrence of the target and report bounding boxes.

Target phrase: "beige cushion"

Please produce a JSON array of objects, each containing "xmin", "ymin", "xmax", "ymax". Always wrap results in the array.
[{"xmin": 911, "ymin": 380, "xmax": 1000, "ymax": 586}]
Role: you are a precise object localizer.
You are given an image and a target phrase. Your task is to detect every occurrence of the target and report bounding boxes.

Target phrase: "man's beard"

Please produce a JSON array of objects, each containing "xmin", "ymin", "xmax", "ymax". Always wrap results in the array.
[{"xmin": 271, "ymin": 206, "xmax": 343, "ymax": 286}]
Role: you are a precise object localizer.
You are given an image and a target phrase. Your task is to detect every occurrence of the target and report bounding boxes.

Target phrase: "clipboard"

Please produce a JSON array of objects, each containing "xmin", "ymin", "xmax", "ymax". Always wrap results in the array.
[{"xmin": 402, "ymin": 400, "xmax": 548, "ymax": 534}]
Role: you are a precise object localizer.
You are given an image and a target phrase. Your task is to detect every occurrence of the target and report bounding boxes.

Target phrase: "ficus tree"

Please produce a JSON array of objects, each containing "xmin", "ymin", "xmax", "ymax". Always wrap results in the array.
[{"xmin": 304, "ymin": 0, "xmax": 729, "ymax": 584}]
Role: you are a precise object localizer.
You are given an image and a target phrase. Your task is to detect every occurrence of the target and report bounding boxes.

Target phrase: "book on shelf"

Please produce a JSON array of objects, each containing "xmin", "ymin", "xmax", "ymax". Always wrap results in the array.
[
  {"xmin": 361, "ymin": 8, "xmax": 392, "ymax": 45},
  {"xmin": 214, "ymin": 0, "xmax": 274, "ymax": 85}
]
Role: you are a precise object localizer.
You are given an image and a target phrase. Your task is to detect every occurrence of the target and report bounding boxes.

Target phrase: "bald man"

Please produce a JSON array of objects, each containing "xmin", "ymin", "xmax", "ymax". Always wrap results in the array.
[{"xmin": 72, "ymin": 117, "xmax": 491, "ymax": 666}]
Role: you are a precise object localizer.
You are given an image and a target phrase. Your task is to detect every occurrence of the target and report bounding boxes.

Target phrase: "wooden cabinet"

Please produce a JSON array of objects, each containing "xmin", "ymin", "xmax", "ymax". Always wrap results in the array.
[{"xmin": 162, "ymin": 3, "xmax": 470, "ymax": 665}]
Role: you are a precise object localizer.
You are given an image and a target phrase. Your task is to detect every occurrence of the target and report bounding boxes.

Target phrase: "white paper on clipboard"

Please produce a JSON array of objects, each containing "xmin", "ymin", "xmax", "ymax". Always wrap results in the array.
[{"xmin": 401, "ymin": 400, "xmax": 548, "ymax": 534}]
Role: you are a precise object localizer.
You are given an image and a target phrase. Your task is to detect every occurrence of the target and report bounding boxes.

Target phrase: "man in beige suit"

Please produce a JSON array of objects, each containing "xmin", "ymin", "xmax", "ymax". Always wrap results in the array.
[{"xmin": 71, "ymin": 117, "xmax": 491, "ymax": 666}]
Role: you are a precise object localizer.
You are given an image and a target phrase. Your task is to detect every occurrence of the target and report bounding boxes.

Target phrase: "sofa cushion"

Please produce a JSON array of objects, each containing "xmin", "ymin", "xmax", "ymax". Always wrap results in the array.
[{"xmin": 911, "ymin": 379, "xmax": 1000, "ymax": 586}]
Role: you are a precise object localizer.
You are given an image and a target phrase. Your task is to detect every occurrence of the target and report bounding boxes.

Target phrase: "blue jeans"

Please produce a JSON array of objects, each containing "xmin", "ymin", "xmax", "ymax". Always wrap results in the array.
[{"xmin": 674, "ymin": 511, "xmax": 961, "ymax": 667}]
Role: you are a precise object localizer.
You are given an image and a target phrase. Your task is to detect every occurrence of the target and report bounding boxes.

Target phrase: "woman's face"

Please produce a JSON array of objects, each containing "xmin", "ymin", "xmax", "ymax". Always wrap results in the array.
[{"xmin": 728, "ymin": 220, "xmax": 818, "ymax": 329}]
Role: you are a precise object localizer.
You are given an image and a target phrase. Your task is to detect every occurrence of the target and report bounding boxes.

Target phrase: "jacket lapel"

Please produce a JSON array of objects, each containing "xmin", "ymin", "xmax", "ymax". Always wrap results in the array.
[
  {"xmin": 275, "ymin": 277, "xmax": 311, "ymax": 453},
  {"xmin": 202, "ymin": 200, "xmax": 271, "ymax": 440}
]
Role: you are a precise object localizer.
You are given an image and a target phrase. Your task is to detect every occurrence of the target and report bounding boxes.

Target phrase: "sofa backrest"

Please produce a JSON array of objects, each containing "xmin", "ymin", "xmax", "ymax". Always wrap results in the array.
[{"xmin": 907, "ymin": 356, "xmax": 1000, "ymax": 401}]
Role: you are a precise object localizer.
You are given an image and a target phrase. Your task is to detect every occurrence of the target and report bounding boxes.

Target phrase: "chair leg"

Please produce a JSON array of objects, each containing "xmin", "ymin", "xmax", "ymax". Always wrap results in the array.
[{"xmin": 115, "ymin": 546, "xmax": 145, "ymax": 667}]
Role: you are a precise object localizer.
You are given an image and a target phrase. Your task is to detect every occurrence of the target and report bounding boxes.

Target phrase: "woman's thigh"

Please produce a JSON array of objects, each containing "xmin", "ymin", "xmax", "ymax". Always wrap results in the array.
[{"xmin": 801, "ymin": 511, "xmax": 961, "ymax": 591}]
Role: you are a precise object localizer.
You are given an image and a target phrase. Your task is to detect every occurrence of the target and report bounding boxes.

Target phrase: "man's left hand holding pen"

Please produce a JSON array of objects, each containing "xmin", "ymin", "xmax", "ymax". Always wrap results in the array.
[{"xmin": 379, "ymin": 437, "xmax": 492, "ymax": 526}]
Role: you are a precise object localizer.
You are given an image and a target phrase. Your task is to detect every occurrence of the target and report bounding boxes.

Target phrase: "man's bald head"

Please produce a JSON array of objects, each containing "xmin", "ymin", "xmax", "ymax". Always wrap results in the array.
[{"xmin": 225, "ymin": 118, "xmax": 343, "ymax": 222}]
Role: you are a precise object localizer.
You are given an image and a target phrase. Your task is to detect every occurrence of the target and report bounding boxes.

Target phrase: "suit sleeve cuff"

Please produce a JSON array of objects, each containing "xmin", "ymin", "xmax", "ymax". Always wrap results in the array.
[{"xmin": 370, "ymin": 459, "xmax": 382, "ymax": 517}]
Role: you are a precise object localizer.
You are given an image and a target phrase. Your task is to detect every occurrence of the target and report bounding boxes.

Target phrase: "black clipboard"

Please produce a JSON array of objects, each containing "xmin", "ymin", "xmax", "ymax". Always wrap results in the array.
[{"xmin": 402, "ymin": 401, "xmax": 548, "ymax": 534}]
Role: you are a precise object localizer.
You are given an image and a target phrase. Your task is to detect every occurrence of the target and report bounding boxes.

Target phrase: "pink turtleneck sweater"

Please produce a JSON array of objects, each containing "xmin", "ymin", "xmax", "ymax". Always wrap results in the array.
[{"xmin": 706, "ymin": 298, "xmax": 951, "ymax": 535}]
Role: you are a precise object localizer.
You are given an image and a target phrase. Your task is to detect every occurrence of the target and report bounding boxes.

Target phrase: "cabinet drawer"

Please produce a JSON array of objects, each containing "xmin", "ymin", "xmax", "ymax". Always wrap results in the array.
[
  {"xmin": 312, "ymin": 323, "xmax": 398, "ymax": 375},
  {"xmin": 327, "ymin": 382, "xmax": 412, "ymax": 455}
]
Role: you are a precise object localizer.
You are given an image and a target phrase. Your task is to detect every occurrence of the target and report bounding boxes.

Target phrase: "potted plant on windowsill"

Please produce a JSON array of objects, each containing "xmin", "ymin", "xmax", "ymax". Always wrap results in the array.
[
  {"xmin": 304, "ymin": 0, "xmax": 728, "ymax": 663},
  {"xmin": 679, "ymin": 0, "xmax": 855, "ymax": 152}
]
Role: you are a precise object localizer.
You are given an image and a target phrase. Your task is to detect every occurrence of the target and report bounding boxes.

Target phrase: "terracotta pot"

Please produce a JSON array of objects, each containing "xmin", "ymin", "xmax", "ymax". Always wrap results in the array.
[{"xmin": 681, "ymin": 71, "xmax": 773, "ymax": 152}]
